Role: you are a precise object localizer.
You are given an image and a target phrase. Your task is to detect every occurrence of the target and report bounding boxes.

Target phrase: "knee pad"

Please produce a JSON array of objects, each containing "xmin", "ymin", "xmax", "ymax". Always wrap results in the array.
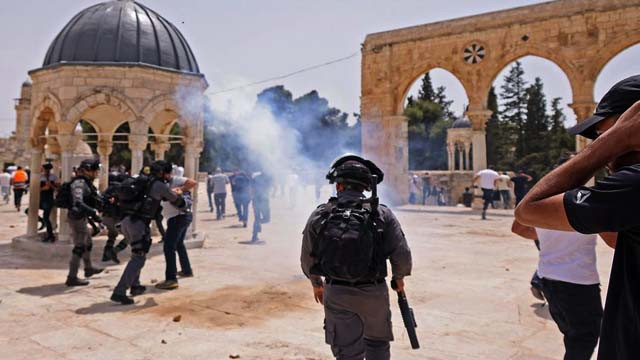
[
  {"xmin": 86, "ymin": 243, "xmax": 93, "ymax": 252},
  {"xmin": 72, "ymin": 245, "xmax": 85, "ymax": 257}
]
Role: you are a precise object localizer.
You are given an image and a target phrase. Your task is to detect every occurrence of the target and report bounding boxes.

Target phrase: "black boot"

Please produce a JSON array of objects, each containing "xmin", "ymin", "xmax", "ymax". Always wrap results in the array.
[
  {"xmin": 111, "ymin": 293, "xmax": 134, "ymax": 305},
  {"xmin": 130, "ymin": 285, "xmax": 147, "ymax": 296},
  {"xmin": 101, "ymin": 247, "xmax": 112, "ymax": 262},
  {"xmin": 66, "ymin": 277, "xmax": 89, "ymax": 287},
  {"xmin": 85, "ymin": 267, "xmax": 104, "ymax": 278}
]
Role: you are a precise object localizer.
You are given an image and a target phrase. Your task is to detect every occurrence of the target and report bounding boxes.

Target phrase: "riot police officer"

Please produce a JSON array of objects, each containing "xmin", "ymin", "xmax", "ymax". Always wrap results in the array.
[
  {"xmin": 300, "ymin": 155, "xmax": 413, "ymax": 360},
  {"xmin": 66, "ymin": 159, "xmax": 104, "ymax": 287},
  {"xmin": 110, "ymin": 160, "xmax": 186, "ymax": 305},
  {"xmin": 100, "ymin": 173, "xmax": 128, "ymax": 264}
]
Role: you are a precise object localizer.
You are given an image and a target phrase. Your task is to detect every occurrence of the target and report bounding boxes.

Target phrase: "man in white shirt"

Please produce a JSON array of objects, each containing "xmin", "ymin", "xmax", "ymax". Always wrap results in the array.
[
  {"xmin": 512, "ymin": 220, "xmax": 614, "ymax": 360},
  {"xmin": 473, "ymin": 166, "xmax": 500, "ymax": 219},
  {"xmin": 156, "ymin": 166, "xmax": 197, "ymax": 290},
  {"xmin": 0, "ymin": 169, "xmax": 11, "ymax": 204},
  {"xmin": 211, "ymin": 168, "xmax": 229, "ymax": 220}
]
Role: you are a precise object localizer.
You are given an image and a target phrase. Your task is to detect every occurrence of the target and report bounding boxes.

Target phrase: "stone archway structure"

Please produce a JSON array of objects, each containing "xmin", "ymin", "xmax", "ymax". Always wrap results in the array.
[
  {"xmin": 361, "ymin": 0, "xmax": 640, "ymax": 204},
  {"xmin": 19, "ymin": 0, "xmax": 208, "ymax": 241}
]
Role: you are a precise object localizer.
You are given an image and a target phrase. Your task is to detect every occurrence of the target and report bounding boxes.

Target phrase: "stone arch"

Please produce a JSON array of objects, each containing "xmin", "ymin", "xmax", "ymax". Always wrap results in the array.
[
  {"xmin": 395, "ymin": 65, "xmax": 471, "ymax": 115},
  {"xmin": 30, "ymin": 93, "xmax": 63, "ymax": 147},
  {"xmin": 480, "ymin": 48, "xmax": 578, "ymax": 108},
  {"xmin": 64, "ymin": 87, "xmax": 138, "ymax": 129},
  {"xmin": 142, "ymin": 93, "xmax": 194, "ymax": 139},
  {"xmin": 591, "ymin": 33, "xmax": 640, "ymax": 90}
]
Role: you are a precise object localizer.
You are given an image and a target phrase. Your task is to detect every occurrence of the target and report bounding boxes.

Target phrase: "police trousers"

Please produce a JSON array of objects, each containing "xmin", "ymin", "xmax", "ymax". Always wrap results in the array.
[
  {"xmin": 323, "ymin": 283, "xmax": 393, "ymax": 360},
  {"xmin": 113, "ymin": 216, "xmax": 150, "ymax": 296},
  {"xmin": 68, "ymin": 216, "xmax": 93, "ymax": 278}
]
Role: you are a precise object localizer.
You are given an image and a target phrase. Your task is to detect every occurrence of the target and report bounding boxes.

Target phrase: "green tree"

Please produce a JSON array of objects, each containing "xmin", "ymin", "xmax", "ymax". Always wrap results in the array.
[
  {"xmin": 485, "ymin": 86, "xmax": 514, "ymax": 167},
  {"xmin": 548, "ymin": 97, "xmax": 575, "ymax": 158},
  {"xmin": 417, "ymin": 73, "xmax": 436, "ymax": 101},
  {"xmin": 499, "ymin": 61, "xmax": 528, "ymax": 157},
  {"xmin": 522, "ymin": 77, "xmax": 549, "ymax": 156}
]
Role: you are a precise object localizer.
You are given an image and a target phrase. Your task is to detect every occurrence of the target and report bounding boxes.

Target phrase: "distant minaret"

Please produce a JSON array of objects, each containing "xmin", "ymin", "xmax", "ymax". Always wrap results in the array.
[{"xmin": 14, "ymin": 80, "xmax": 32, "ymax": 147}]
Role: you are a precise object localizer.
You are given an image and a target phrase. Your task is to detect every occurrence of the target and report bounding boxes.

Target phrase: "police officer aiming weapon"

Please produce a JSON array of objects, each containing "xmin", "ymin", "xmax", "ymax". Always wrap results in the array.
[{"xmin": 301, "ymin": 154, "xmax": 413, "ymax": 359}]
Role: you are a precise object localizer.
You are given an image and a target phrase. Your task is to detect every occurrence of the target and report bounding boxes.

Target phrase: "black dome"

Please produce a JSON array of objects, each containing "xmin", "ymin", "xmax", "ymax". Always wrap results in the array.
[
  {"xmin": 451, "ymin": 116, "xmax": 471, "ymax": 128},
  {"xmin": 42, "ymin": 0, "xmax": 200, "ymax": 74}
]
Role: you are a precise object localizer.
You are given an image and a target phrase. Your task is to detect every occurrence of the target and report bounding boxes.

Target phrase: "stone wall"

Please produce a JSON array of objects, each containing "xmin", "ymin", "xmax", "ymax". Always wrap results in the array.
[{"xmin": 361, "ymin": 0, "xmax": 640, "ymax": 204}]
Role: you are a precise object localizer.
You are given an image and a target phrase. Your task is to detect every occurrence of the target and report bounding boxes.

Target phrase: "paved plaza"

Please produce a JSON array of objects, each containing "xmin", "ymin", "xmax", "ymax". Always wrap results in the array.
[{"xmin": 0, "ymin": 184, "xmax": 613, "ymax": 359}]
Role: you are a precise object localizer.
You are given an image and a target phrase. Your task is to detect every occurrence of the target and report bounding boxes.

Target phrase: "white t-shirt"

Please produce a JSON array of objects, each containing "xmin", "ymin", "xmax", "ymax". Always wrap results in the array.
[
  {"xmin": 163, "ymin": 176, "xmax": 188, "ymax": 220},
  {"xmin": 476, "ymin": 169, "xmax": 500, "ymax": 190},
  {"xmin": 536, "ymin": 228, "xmax": 599, "ymax": 285},
  {"xmin": 409, "ymin": 176, "xmax": 419, "ymax": 194},
  {"xmin": 495, "ymin": 174, "xmax": 511, "ymax": 191},
  {"xmin": 211, "ymin": 173, "xmax": 229, "ymax": 194},
  {"xmin": 0, "ymin": 172, "xmax": 10, "ymax": 187}
]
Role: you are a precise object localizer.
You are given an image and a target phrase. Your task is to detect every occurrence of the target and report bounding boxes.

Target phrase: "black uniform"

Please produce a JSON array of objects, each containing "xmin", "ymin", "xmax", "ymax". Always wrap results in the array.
[
  {"xmin": 112, "ymin": 177, "xmax": 184, "ymax": 298},
  {"xmin": 564, "ymin": 164, "xmax": 640, "ymax": 359},
  {"xmin": 67, "ymin": 176, "xmax": 101, "ymax": 281},
  {"xmin": 301, "ymin": 190, "xmax": 412, "ymax": 360}
]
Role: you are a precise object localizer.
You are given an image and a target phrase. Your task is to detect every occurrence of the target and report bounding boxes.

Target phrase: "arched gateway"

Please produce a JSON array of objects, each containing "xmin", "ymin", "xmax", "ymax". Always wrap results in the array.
[
  {"xmin": 361, "ymin": 0, "xmax": 640, "ymax": 204},
  {"xmin": 19, "ymin": 0, "xmax": 207, "ymax": 241}
]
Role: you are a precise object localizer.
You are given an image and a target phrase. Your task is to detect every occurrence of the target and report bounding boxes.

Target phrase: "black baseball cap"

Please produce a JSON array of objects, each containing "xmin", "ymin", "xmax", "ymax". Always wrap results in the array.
[{"xmin": 569, "ymin": 75, "xmax": 640, "ymax": 139}]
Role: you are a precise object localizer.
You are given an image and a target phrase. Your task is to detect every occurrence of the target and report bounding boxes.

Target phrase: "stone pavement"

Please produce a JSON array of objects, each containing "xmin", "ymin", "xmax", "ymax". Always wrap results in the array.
[{"xmin": 0, "ymin": 185, "xmax": 614, "ymax": 359}]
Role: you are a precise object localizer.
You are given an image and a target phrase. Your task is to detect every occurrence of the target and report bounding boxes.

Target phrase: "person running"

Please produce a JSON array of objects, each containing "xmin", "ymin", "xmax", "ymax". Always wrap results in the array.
[
  {"xmin": 473, "ymin": 166, "xmax": 500, "ymax": 220},
  {"xmin": 211, "ymin": 168, "xmax": 229, "ymax": 220},
  {"xmin": 516, "ymin": 75, "xmax": 640, "ymax": 358},
  {"xmin": 11, "ymin": 166, "xmax": 28, "ymax": 212}
]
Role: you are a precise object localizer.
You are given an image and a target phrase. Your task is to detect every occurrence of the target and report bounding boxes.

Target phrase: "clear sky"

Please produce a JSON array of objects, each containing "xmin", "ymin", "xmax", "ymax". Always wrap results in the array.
[{"xmin": 1, "ymin": 0, "xmax": 639, "ymax": 136}]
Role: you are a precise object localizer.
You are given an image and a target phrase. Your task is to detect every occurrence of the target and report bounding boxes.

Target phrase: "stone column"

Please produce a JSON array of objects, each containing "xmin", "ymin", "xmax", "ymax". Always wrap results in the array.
[
  {"xmin": 184, "ymin": 141, "xmax": 202, "ymax": 235},
  {"xmin": 361, "ymin": 114, "xmax": 409, "ymax": 205},
  {"xmin": 97, "ymin": 140, "xmax": 112, "ymax": 192},
  {"xmin": 128, "ymin": 134, "xmax": 147, "ymax": 174},
  {"xmin": 464, "ymin": 142, "xmax": 471, "ymax": 171},
  {"xmin": 569, "ymin": 101, "xmax": 597, "ymax": 152},
  {"xmin": 466, "ymin": 110, "xmax": 492, "ymax": 172},
  {"xmin": 26, "ymin": 147, "xmax": 43, "ymax": 237},
  {"xmin": 456, "ymin": 145, "xmax": 462, "ymax": 171},
  {"xmin": 150, "ymin": 141, "xmax": 170, "ymax": 161},
  {"xmin": 56, "ymin": 134, "xmax": 79, "ymax": 243},
  {"xmin": 447, "ymin": 142, "xmax": 455, "ymax": 171}
]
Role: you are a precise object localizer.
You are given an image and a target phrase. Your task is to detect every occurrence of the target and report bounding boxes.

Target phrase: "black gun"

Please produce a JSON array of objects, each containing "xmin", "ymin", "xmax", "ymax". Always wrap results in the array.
[{"xmin": 391, "ymin": 279, "xmax": 420, "ymax": 349}]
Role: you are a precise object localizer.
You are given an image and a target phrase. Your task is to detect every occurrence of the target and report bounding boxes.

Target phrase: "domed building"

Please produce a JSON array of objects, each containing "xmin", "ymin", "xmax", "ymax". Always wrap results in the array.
[
  {"xmin": 16, "ymin": 0, "xmax": 208, "ymax": 240},
  {"xmin": 446, "ymin": 116, "xmax": 472, "ymax": 171}
]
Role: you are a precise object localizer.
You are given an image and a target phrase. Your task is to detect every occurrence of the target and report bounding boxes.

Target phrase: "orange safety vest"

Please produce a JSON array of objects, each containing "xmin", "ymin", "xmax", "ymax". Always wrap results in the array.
[{"xmin": 12, "ymin": 170, "xmax": 28, "ymax": 183}]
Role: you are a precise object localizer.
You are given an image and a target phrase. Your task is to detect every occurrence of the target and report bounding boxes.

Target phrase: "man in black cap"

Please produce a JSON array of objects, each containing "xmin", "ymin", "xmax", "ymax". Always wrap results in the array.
[
  {"xmin": 516, "ymin": 74, "xmax": 640, "ymax": 359},
  {"xmin": 110, "ymin": 160, "xmax": 186, "ymax": 305},
  {"xmin": 66, "ymin": 159, "xmax": 104, "ymax": 286},
  {"xmin": 301, "ymin": 154, "xmax": 412, "ymax": 360}
]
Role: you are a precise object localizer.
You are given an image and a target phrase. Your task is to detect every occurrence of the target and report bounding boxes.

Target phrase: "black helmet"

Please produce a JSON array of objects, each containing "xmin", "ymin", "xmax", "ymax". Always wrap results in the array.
[
  {"xmin": 150, "ymin": 160, "xmax": 173, "ymax": 175},
  {"xmin": 78, "ymin": 159, "xmax": 100, "ymax": 171},
  {"xmin": 42, "ymin": 163, "xmax": 53, "ymax": 171},
  {"xmin": 326, "ymin": 154, "xmax": 384, "ymax": 190}
]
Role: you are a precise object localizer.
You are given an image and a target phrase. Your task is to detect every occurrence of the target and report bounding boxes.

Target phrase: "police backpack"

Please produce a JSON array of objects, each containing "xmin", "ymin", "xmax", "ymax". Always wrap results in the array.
[
  {"xmin": 54, "ymin": 181, "xmax": 74, "ymax": 209},
  {"xmin": 116, "ymin": 175, "xmax": 153, "ymax": 215},
  {"xmin": 312, "ymin": 198, "xmax": 385, "ymax": 282},
  {"xmin": 55, "ymin": 177, "xmax": 93, "ymax": 209}
]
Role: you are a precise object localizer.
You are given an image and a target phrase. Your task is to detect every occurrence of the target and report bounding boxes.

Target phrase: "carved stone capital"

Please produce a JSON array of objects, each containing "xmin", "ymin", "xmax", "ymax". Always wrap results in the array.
[
  {"xmin": 465, "ymin": 110, "xmax": 493, "ymax": 132},
  {"xmin": 569, "ymin": 102, "xmax": 597, "ymax": 122}
]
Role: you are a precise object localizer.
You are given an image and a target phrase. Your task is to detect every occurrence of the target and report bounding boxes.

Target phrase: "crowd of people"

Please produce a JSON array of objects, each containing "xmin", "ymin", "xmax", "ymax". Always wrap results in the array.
[{"xmin": 408, "ymin": 174, "xmax": 448, "ymax": 206}]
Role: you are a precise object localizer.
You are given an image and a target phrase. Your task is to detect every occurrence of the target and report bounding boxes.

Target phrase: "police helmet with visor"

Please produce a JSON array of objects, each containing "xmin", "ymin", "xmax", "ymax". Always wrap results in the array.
[{"xmin": 326, "ymin": 154, "xmax": 384, "ymax": 191}]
